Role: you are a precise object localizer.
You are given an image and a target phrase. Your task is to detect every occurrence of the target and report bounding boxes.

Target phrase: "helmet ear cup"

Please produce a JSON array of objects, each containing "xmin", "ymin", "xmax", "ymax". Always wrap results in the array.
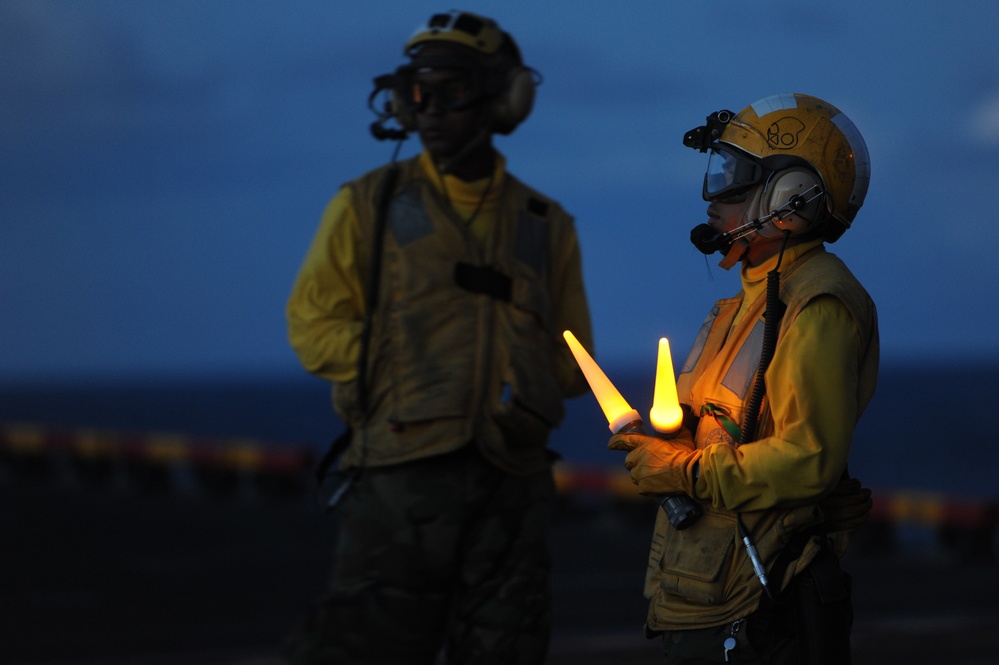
[
  {"xmin": 765, "ymin": 169, "xmax": 823, "ymax": 235},
  {"xmin": 491, "ymin": 66, "xmax": 535, "ymax": 135}
]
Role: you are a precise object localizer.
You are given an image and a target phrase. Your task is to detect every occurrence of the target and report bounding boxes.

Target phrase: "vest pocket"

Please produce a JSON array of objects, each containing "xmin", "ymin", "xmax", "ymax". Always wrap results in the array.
[
  {"xmin": 657, "ymin": 509, "xmax": 737, "ymax": 605},
  {"xmin": 493, "ymin": 344, "xmax": 564, "ymax": 449},
  {"xmin": 390, "ymin": 357, "xmax": 471, "ymax": 424}
]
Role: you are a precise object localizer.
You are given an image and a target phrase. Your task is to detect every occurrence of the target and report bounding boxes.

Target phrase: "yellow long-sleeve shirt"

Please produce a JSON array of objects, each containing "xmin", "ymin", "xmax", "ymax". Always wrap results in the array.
[
  {"xmin": 286, "ymin": 150, "xmax": 593, "ymax": 473},
  {"xmin": 286, "ymin": 151, "xmax": 591, "ymax": 389},
  {"xmin": 650, "ymin": 241, "xmax": 879, "ymax": 628},
  {"xmin": 695, "ymin": 240, "xmax": 873, "ymax": 511}
]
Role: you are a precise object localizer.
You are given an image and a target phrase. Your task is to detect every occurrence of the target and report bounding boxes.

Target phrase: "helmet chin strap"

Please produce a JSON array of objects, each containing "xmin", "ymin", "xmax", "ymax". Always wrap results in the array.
[{"xmin": 718, "ymin": 237, "xmax": 749, "ymax": 269}]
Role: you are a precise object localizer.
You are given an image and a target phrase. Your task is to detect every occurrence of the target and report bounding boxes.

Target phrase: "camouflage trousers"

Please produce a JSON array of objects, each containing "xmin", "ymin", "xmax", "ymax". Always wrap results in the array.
[{"xmin": 285, "ymin": 445, "xmax": 555, "ymax": 665}]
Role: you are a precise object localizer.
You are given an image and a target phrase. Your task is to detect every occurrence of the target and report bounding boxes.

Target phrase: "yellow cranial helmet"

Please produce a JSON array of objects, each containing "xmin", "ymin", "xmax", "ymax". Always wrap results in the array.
[
  {"xmin": 404, "ymin": 10, "xmax": 511, "ymax": 57},
  {"xmin": 685, "ymin": 93, "xmax": 871, "ymax": 241},
  {"xmin": 373, "ymin": 10, "xmax": 535, "ymax": 136}
]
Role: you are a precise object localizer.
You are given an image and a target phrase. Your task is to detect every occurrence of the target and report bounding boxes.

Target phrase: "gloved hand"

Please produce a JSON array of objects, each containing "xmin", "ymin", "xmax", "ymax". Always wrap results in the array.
[
  {"xmin": 607, "ymin": 429, "xmax": 701, "ymax": 496},
  {"xmin": 820, "ymin": 475, "xmax": 873, "ymax": 533}
]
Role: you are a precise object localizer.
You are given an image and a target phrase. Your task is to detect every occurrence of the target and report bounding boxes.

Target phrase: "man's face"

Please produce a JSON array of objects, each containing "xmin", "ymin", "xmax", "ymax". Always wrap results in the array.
[
  {"xmin": 705, "ymin": 187, "xmax": 792, "ymax": 266},
  {"xmin": 412, "ymin": 67, "xmax": 490, "ymax": 161},
  {"xmin": 706, "ymin": 197, "xmax": 750, "ymax": 236}
]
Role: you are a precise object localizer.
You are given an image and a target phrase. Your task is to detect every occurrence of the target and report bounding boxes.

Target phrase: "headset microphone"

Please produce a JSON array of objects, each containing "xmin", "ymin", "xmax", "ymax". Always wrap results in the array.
[
  {"xmin": 690, "ymin": 224, "xmax": 730, "ymax": 255},
  {"xmin": 370, "ymin": 119, "xmax": 408, "ymax": 142},
  {"xmin": 689, "ymin": 216, "xmax": 764, "ymax": 256},
  {"xmin": 689, "ymin": 185, "xmax": 824, "ymax": 256}
]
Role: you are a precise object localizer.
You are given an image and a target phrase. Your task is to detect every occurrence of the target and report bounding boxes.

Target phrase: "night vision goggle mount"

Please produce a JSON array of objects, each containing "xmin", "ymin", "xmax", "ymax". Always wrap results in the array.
[{"xmin": 682, "ymin": 109, "xmax": 735, "ymax": 152}]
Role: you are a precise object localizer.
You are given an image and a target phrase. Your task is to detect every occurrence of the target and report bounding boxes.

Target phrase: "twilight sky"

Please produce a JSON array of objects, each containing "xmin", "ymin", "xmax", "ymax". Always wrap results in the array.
[{"xmin": 4, "ymin": 0, "xmax": 999, "ymax": 383}]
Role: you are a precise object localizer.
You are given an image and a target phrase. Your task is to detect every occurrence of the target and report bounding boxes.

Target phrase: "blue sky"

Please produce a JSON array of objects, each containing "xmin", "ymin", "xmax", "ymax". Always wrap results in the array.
[{"xmin": 3, "ymin": 0, "xmax": 999, "ymax": 383}]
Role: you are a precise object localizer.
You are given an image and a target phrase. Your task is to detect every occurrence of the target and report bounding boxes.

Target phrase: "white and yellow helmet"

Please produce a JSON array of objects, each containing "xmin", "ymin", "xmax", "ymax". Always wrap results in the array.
[{"xmin": 685, "ymin": 93, "xmax": 871, "ymax": 241}]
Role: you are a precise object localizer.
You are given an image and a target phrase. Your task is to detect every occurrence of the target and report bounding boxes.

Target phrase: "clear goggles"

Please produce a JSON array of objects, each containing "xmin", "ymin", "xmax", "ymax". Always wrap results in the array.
[
  {"xmin": 702, "ymin": 146, "xmax": 764, "ymax": 202},
  {"xmin": 393, "ymin": 63, "xmax": 493, "ymax": 113}
]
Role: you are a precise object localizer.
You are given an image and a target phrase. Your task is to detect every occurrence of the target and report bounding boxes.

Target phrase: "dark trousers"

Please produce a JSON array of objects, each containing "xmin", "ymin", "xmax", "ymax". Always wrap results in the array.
[
  {"xmin": 660, "ymin": 550, "xmax": 854, "ymax": 664},
  {"xmin": 285, "ymin": 445, "xmax": 555, "ymax": 665}
]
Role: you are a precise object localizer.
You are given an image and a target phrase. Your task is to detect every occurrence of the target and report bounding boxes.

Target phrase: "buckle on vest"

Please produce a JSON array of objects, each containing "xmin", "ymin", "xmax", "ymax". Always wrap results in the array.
[{"xmin": 454, "ymin": 262, "xmax": 512, "ymax": 301}]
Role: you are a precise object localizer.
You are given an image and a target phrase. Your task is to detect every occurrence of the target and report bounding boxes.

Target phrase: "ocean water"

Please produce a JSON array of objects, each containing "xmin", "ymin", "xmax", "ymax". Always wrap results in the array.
[{"xmin": 2, "ymin": 361, "xmax": 997, "ymax": 499}]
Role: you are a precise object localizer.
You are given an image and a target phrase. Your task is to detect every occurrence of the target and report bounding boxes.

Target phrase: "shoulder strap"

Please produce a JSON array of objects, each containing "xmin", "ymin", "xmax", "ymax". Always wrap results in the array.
[
  {"xmin": 740, "ymin": 266, "xmax": 786, "ymax": 444},
  {"xmin": 314, "ymin": 163, "xmax": 400, "ymax": 482},
  {"xmin": 356, "ymin": 163, "xmax": 400, "ymax": 418}
]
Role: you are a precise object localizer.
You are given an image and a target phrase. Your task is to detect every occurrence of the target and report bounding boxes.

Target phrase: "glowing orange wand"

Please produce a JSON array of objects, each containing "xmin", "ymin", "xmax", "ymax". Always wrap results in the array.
[
  {"xmin": 563, "ymin": 329, "xmax": 702, "ymax": 530},
  {"xmin": 562, "ymin": 330, "xmax": 641, "ymax": 433}
]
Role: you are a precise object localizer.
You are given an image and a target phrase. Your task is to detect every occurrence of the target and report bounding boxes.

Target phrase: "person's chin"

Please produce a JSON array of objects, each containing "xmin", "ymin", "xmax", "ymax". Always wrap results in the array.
[
  {"xmin": 420, "ymin": 136, "xmax": 453, "ymax": 156},
  {"xmin": 425, "ymin": 144, "xmax": 461, "ymax": 164}
]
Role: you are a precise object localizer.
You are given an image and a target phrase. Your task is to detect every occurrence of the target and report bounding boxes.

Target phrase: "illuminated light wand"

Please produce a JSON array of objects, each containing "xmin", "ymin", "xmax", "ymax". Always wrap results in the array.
[
  {"xmin": 650, "ymin": 338, "xmax": 685, "ymax": 435},
  {"xmin": 563, "ymin": 331, "xmax": 702, "ymax": 530},
  {"xmin": 562, "ymin": 330, "xmax": 641, "ymax": 434}
]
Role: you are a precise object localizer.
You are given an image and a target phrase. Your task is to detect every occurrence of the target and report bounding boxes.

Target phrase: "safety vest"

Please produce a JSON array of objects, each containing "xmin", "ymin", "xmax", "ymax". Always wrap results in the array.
[
  {"xmin": 336, "ymin": 156, "xmax": 584, "ymax": 475},
  {"xmin": 645, "ymin": 245, "xmax": 879, "ymax": 630}
]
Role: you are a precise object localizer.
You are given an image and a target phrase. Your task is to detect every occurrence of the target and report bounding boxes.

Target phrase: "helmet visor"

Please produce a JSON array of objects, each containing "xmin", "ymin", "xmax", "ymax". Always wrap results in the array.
[{"xmin": 703, "ymin": 147, "xmax": 763, "ymax": 202}]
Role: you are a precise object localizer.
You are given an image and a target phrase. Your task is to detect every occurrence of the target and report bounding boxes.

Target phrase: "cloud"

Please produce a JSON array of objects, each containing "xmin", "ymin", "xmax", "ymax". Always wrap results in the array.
[{"xmin": 972, "ymin": 92, "xmax": 999, "ymax": 144}]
